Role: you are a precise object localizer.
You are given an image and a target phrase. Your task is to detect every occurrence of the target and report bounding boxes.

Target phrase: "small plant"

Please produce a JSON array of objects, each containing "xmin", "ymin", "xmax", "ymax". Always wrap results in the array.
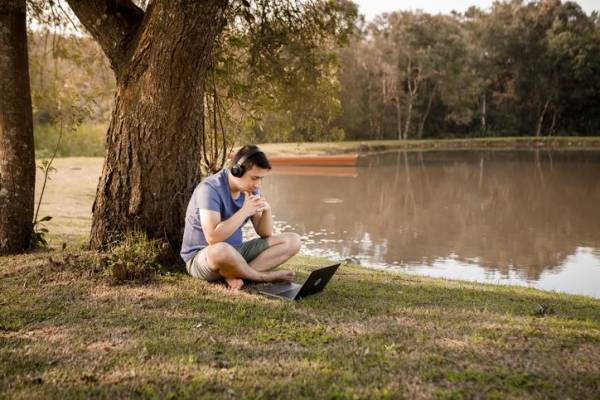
[
  {"xmin": 106, "ymin": 231, "xmax": 165, "ymax": 283},
  {"xmin": 31, "ymin": 216, "xmax": 53, "ymax": 249},
  {"xmin": 30, "ymin": 159, "xmax": 57, "ymax": 249}
]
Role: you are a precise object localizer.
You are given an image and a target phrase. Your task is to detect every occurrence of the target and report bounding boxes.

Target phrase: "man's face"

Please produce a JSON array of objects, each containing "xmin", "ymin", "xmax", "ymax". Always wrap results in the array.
[{"xmin": 238, "ymin": 165, "xmax": 270, "ymax": 193}]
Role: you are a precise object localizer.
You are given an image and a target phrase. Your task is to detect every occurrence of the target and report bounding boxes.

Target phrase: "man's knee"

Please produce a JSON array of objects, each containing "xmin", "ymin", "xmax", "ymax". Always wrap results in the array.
[
  {"xmin": 282, "ymin": 232, "xmax": 301, "ymax": 256},
  {"xmin": 206, "ymin": 242, "xmax": 237, "ymax": 267}
]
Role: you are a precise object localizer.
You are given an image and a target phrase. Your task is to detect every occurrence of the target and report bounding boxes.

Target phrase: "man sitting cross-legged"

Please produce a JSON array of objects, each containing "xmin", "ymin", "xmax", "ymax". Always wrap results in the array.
[{"xmin": 180, "ymin": 145, "xmax": 301, "ymax": 289}]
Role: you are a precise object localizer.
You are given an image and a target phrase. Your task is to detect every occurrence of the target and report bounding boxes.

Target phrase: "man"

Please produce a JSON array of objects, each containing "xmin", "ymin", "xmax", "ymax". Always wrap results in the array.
[{"xmin": 181, "ymin": 145, "xmax": 301, "ymax": 289}]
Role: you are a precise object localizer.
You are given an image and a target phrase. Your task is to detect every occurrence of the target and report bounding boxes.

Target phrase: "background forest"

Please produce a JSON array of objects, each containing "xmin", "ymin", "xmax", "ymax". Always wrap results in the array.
[{"xmin": 31, "ymin": 0, "xmax": 600, "ymax": 157}]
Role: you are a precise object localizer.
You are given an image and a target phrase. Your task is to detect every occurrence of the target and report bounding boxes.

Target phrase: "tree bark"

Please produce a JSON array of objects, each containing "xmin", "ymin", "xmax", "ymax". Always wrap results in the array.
[
  {"xmin": 417, "ymin": 84, "xmax": 436, "ymax": 139},
  {"xmin": 395, "ymin": 97, "xmax": 402, "ymax": 140},
  {"xmin": 480, "ymin": 91, "xmax": 487, "ymax": 131},
  {"xmin": 535, "ymin": 98, "xmax": 551, "ymax": 137},
  {"xmin": 548, "ymin": 108, "xmax": 558, "ymax": 136},
  {"xmin": 66, "ymin": 0, "xmax": 228, "ymax": 250},
  {"xmin": 0, "ymin": 0, "xmax": 35, "ymax": 254},
  {"xmin": 403, "ymin": 57, "xmax": 420, "ymax": 140}
]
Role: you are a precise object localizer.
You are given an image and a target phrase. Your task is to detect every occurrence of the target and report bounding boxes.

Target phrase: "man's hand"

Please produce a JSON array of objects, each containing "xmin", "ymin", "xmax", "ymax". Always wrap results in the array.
[
  {"xmin": 241, "ymin": 192, "xmax": 265, "ymax": 217},
  {"xmin": 258, "ymin": 196, "xmax": 271, "ymax": 213}
]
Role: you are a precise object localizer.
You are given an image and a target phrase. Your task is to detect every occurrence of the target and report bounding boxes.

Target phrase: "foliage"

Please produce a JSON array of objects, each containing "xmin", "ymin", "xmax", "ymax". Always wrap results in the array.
[
  {"xmin": 27, "ymin": 29, "xmax": 114, "ymax": 126},
  {"xmin": 30, "ymin": 215, "xmax": 52, "ymax": 249},
  {"xmin": 27, "ymin": 28, "xmax": 112, "ymax": 158},
  {"xmin": 105, "ymin": 231, "xmax": 167, "ymax": 283},
  {"xmin": 337, "ymin": 1, "xmax": 600, "ymax": 140},
  {"xmin": 27, "ymin": 1, "xmax": 357, "ymax": 163},
  {"xmin": 26, "ymin": 0, "xmax": 600, "ymax": 157},
  {"xmin": 204, "ymin": 0, "xmax": 357, "ymax": 160}
]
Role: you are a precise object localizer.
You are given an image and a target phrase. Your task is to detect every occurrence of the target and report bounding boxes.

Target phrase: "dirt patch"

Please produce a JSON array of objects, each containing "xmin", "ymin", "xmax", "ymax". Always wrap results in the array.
[
  {"xmin": 6, "ymin": 325, "xmax": 71, "ymax": 343},
  {"xmin": 566, "ymin": 343, "xmax": 600, "ymax": 373},
  {"xmin": 86, "ymin": 338, "xmax": 136, "ymax": 354},
  {"xmin": 336, "ymin": 314, "xmax": 420, "ymax": 338},
  {"xmin": 88, "ymin": 282, "xmax": 169, "ymax": 303},
  {"xmin": 436, "ymin": 337, "xmax": 470, "ymax": 349}
]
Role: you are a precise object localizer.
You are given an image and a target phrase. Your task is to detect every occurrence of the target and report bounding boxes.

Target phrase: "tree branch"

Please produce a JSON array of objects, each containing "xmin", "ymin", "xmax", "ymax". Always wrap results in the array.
[{"xmin": 65, "ymin": 0, "xmax": 144, "ymax": 76}]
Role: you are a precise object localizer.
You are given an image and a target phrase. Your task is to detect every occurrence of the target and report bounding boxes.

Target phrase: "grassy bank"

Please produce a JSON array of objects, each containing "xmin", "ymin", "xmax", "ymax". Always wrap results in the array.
[
  {"xmin": 258, "ymin": 137, "xmax": 600, "ymax": 156},
  {"xmin": 34, "ymin": 123, "xmax": 106, "ymax": 158},
  {"xmin": 1, "ymin": 248, "xmax": 599, "ymax": 399},
  {"xmin": 33, "ymin": 124, "xmax": 600, "ymax": 158}
]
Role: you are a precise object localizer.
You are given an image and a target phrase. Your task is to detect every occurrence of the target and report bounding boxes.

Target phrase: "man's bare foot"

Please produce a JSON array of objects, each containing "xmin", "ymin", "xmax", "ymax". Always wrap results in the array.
[
  {"xmin": 263, "ymin": 270, "xmax": 294, "ymax": 283},
  {"xmin": 225, "ymin": 278, "xmax": 244, "ymax": 290}
]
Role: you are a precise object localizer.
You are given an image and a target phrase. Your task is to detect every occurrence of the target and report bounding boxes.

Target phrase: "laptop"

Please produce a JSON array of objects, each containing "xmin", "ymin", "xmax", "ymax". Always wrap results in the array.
[{"xmin": 249, "ymin": 263, "xmax": 340, "ymax": 300}]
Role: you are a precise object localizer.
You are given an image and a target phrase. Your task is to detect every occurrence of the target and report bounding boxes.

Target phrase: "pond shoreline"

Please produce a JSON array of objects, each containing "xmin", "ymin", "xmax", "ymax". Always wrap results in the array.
[
  {"xmin": 258, "ymin": 137, "xmax": 600, "ymax": 157},
  {"xmin": 36, "ymin": 137, "xmax": 600, "ymax": 161}
]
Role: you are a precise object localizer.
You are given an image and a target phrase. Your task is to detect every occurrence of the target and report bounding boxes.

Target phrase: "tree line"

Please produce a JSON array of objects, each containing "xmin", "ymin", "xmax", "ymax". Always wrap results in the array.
[
  {"xmin": 339, "ymin": 1, "xmax": 600, "ymax": 140},
  {"xmin": 25, "ymin": 0, "xmax": 600, "ymax": 149}
]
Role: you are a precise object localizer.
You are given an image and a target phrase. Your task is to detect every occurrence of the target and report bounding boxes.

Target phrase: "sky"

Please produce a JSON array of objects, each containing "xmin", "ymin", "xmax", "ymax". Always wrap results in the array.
[{"xmin": 353, "ymin": 0, "xmax": 600, "ymax": 20}]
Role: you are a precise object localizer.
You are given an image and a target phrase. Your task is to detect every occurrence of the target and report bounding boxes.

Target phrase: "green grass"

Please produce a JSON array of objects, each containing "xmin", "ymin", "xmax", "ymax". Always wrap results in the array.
[
  {"xmin": 34, "ymin": 123, "xmax": 106, "ymax": 158},
  {"xmin": 1, "ymin": 250, "xmax": 599, "ymax": 399}
]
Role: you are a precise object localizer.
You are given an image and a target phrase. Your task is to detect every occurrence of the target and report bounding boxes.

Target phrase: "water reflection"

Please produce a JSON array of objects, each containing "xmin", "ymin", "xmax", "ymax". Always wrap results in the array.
[{"xmin": 256, "ymin": 150, "xmax": 600, "ymax": 298}]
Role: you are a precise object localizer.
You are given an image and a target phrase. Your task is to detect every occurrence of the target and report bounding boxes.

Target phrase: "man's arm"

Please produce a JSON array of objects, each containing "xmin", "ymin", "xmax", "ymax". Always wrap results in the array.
[
  {"xmin": 200, "ymin": 192, "xmax": 263, "ymax": 244},
  {"xmin": 200, "ymin": 209, "xmax": 248, "ymax": 245},
  {"xmin": 251, "ymin": 196, "xmax": 273, "ymax": 238}
]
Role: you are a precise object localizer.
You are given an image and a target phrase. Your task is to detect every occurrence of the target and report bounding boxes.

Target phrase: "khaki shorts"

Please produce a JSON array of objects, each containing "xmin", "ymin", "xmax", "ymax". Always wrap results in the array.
[{"xmin": 185, "ymin": 237, "xmax": 270, "ymax": 282}]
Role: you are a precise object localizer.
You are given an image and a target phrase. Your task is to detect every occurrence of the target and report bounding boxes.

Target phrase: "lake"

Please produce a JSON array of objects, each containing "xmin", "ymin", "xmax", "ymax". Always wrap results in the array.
[{"xmin": 256, "ymin": 150, "xmax": 600, "ymax": 298}]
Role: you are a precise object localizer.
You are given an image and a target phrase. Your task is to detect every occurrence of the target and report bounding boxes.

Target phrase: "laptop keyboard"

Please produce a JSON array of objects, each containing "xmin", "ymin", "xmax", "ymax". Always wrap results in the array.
[
  {"xmin": 279, "ymin": 288, "xmax": 301, "ymax": 297},
  {"xmin": 264, "ymin": 282, "xmax": 300, "ymax": 294},
  {"xmin": 269, "ymin": 283, "xmax": 294, "ymax": 293}
]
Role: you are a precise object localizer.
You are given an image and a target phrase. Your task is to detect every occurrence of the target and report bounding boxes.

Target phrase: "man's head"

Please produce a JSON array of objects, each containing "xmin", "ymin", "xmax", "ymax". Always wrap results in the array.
[{"xmin": 229, "ymin": 145, "xmax": 271, "ymax": 193}]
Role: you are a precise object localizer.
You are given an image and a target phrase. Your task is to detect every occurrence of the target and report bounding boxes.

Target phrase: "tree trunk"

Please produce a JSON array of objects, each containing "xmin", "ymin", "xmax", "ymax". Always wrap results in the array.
[
  {"xmin": 481, "ymin": 91, "xmax": 487, "ymax": 131},
  {"xmin": 395, "ymin": 97, "xmax": 402, "ymax": 140},
  {"xmin": 402, "ymin": 57, "xmax": 420, "ymax": 140},
  {"xmin": 66, "ymin": 0, "xmax": 228, "ymax": 250},
  {"xmin": 548, "ymin": 109, "xmax": 558, "ymax": 136},
  {"xmin": 0, "ymin": 0, "xmax": 35, "ymax": 254},
  {"xmin": 404, "ymin": 96, "xmax": 413, "ymax": 140},
  {"xmin": 366, "ymin": 71, "xmax": 373, "ymax": 134},
  {"xmin": 535, "ymin": 99, "xmax": 551, "ymax": 137},
  {"xmin": 417, "ymin": 84, "xmax": 436, "ymax": 139}
]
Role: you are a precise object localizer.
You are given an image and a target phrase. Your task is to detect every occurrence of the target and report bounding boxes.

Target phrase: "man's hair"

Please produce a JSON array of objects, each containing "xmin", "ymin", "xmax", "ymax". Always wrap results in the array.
[{"xmin": 232, "ymin": 144, "xmax": 271, "ymax": 172}]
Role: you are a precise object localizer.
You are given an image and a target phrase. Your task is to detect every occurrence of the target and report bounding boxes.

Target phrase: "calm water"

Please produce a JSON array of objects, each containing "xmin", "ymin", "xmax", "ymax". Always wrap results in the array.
[{"xmin": 254, "ymin": 150, "xmax": 600, "ymax": 298}]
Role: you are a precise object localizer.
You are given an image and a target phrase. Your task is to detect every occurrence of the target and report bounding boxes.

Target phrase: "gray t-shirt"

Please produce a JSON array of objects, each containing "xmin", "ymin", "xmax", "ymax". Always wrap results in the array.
[{"xmin": 180, "ymin": 169, "xmax": 252, "ymax": 262}]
